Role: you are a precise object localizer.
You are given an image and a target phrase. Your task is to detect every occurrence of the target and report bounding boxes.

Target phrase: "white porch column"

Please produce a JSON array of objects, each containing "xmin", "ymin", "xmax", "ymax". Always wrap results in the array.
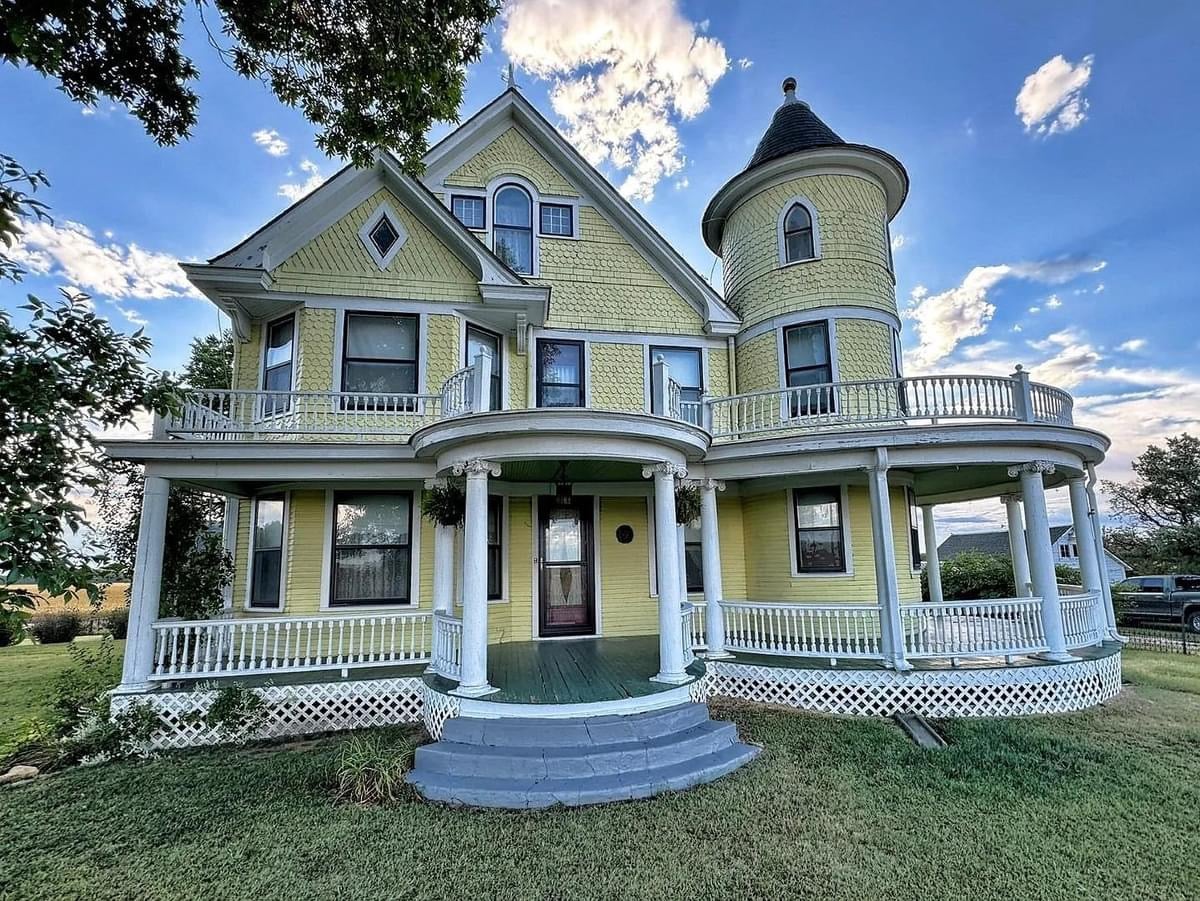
[
  {"xmin": 1086, "ymin": 463, "xmax": 1121, "ymax": 639},
  {"xmin": 220, "ymin": 497, "xmax": 238, "ymax": 611},
  {"xmin": 699, "ymin": 479, "xmax": 729, "ymax": 658},
  {"xmin": 867, "ymin": 450, "xmax": 910, "ymax": 671},
  {"xmin": 645, "ymin": 462, "xmax": 689, "ymax": 683},
  {"xmin": 432, "ymin": 523, "xmax": 456, "ymax": 615},
  {"xmin": 452, "ymin": 459, "xmax": 500, "ymax": 696},
  {"xmin": 676, "ymin": 523, "xmax": 688, "ymax": 610},
  {"xmin": 920, "ymin": 504, "xmax": 943, "ymax": 605},
  {"xmin": 1067, "ymin": 477, "xmax": 1104, "ymax": 598},
  {"xmin": 1003, "ymin": 495, "xmax": 1033, "ymax": 597},
  {"xmin": 1012, "ymin": 462, "xmax": 1071, "ymax": 661},
  {"xmin": 116, "ymin": 473, "xmax": 170, "ymax": 692}
]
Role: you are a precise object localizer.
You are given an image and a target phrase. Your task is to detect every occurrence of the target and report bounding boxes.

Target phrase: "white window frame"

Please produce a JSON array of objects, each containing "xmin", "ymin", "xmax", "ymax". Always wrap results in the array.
[
  {"xmin": 259, "ymin": 312, "xmax": 298, "ymax": 394},
  {"xmin": 358, "ymin": 200, "xmax": 409, "ymax": 269},
  {"xmin": 786, "ymin": 484, "xmax": 854, "ymax": 579},
  {"xmin": 460, "ymin": 318, "xmax": 507, "ymax": 411},
  {"xmin": 777, "ymin": 196, "xmax": 822, "ymax": 267},
  {"xmin": 319, "ymin": 487, "xmax": 423, "ymax": 611},
  {"xmin": 336, "ymin": 309, "xmax": 425, "ymax": 399},
  {"xmin": 244, "ymin": 492, "xmax": 289, "ymax": 612},
  {"xmin": 644, "ymin": 343, "xmax": 707, "ymax": 416}
]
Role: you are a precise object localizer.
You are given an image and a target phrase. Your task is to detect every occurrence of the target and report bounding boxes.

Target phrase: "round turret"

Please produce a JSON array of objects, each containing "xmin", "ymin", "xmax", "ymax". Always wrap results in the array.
[{"xmin": 703, "ymin": 79, "xmax": 909, "ymax": 394}]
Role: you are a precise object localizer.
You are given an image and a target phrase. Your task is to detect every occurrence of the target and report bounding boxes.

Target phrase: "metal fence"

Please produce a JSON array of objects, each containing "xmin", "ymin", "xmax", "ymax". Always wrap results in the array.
[{"xmin": 1119, "ymin": 622, "xmax": 1194, "ymax": 655}]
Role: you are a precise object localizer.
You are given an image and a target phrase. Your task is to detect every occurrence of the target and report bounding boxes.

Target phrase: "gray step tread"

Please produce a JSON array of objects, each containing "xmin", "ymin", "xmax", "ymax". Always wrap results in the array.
[
  {"xmin": 414, "ymin": 720, "xmax": 739, "ymax": 779},
  {"xmin": 439, "ymin": 702, "xmax": 711, "ymax": 748},
  {"xmin": 408, "ymin": 742, "xmax": 760, "ymax": 809}
]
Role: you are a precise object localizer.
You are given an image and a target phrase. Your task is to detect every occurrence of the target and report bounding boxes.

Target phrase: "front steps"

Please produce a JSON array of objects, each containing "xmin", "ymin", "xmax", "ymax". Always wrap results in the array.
[{"xmin": 407, "ymin": 702, "xmax": 758, "ymax": 809}]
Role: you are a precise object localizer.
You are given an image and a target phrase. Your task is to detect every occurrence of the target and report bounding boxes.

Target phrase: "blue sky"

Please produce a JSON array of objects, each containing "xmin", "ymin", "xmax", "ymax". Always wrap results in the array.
[{"xmin": 3, "ymin": 0, "xmax": 1199, "ymax": 528}]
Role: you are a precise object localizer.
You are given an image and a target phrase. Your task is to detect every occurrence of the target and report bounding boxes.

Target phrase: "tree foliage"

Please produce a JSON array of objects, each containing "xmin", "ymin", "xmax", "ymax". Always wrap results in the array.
[
  {"xmin": 921, "ymin": 551, "xmax": 1082, "ymax": 601},
  {"xmin": 180, "ymin": 329, "xmax": 233, "ymax": 390},
  {"xmin": 1103, "ymin": 434, "xmax": 1200, "ymax": 574},
  {"xmin": 0, "ymin": 154, "xmax": 51, "ymax": 283},
  {"xmin": 0, "ymin": 293, "xmax": 177, "ymax": 616},
  {"xmin": 1, "ymin": 0, "xmax": 499, "ymax": 168}
]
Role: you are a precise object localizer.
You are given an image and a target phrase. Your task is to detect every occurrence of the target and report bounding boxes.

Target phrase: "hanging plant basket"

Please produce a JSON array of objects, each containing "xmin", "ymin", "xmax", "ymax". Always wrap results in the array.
[
  {"xmin": 421, "ymin": 480, "xmax": 466, "ymax": 528},
  {"xmin": 675, "ymin": 484, "xmax": 701, "ymax": 525}
]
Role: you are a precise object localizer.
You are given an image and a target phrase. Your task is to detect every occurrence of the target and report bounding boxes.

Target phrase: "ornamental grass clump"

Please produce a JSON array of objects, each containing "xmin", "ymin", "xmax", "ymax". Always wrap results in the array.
[{"xmin": 331, "ymin": 731, "xmax": 420, "ymax": 805}]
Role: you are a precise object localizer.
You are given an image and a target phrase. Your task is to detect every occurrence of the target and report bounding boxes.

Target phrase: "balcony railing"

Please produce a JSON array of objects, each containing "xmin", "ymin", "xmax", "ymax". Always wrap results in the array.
[
  {"xmin": 163, "ymin": 359, "xmax": 1074, "ymax": 443},
  {"xmin": 899, "ymin": 597, "xmax": 1048, "ymax": 660}
]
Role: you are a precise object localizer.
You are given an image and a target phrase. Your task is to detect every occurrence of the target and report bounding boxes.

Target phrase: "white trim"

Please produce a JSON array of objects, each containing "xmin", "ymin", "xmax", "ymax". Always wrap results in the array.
[
  {"xmin": 258, "ymin": 312, "xmax": 299, "ymax": 394},
  {"xmin": 786, "ymin": 483, "xmax": 855, "ymax": 579},
  {"xmin": 304, "ymin": 295, "xmax": 481, "ymax": 314},
  {"xmin": 530, "ymin": 326, "xmax": 724, "ymax": 349},
  {"xmin": 244, "ymin": 492, "xmax": 290, "ymax": 612},
  {"xmin": 357, "ymin": 199, "xmax": 409, "ymax": 269},
  {"xmin": 777, "ymin": 196, "xmax": 822, "ymax": 266},
  {"xmin": 736, "ymin": 307, "xmax": 901, "ymax": 347},
  {"xmin": 450, "ymin": 680, "xmax": 698, "ymax": 720},
  {"xmin": 320, "ymin": 486, "xmax": 423, "ymax": 612}
]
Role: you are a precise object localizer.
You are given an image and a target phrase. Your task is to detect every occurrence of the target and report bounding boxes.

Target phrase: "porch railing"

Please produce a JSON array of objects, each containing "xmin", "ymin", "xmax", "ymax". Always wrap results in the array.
[
  {"xmin": 899, "ymin": 597, "xmax": 1048, "ymax": 660},
  {"xmin": 440, "ymin": 365, "xmax": 475, "ymax": 418},
  {"xmin": 686, "ymin": 601, "xmax": 707, "ymax": 652},
  {"xmin": 1061, "ymin": 592, "xmax": 1104, "ymax": 649},
  {"xmin": 432, "ymin": 612, "xmax": 464, "ymax": 680},
  {"xmin": 720, "ymin": 601, "xmax": 884, "ymax": 664},
  {"xmin": 148, "ymin": 611, "xmax": 433, "ymax": 680}
]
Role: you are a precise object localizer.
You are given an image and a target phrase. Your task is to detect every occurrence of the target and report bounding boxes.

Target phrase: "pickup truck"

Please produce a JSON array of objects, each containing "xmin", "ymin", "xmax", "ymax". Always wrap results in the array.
[{"xmin": 1113, "ymin": 575, "xmax": 1200, "ymax": 633}]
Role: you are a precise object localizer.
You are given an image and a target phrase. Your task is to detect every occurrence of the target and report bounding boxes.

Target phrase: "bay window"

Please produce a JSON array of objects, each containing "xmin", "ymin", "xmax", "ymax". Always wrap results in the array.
[
  {"xmin": 537, "ymin": 339, "xmax": 584, "ymax": 407},
  {"xmin": 342, "ymin": 312, "xmax": 419, "ymax": 408}
]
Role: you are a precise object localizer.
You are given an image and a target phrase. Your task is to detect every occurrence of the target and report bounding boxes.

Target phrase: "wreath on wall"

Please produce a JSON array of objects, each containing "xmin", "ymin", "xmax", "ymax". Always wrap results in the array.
[
  {"xmin": 675, "ymin": 483, "xmax": 701, "ymax": 525},
  {"xmin": 421, "ymin": 480, "xmax": 466, "ymax": 528}
]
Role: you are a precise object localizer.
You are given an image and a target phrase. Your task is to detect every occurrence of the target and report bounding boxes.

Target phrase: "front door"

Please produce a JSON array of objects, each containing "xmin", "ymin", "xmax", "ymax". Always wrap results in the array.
[{"xmin": 538, "ymin": 496, "xmax": 596, "ymax": 637}]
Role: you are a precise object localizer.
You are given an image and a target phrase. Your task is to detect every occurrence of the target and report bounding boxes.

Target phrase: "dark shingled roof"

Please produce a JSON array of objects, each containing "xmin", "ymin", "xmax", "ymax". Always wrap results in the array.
[
  {"xmin": 745, "ymin": 82, "xmax": 845, "ymax": 172},
  {"xmin": 938, "ymin": 526, "xmax": 1073, "ymax": 559}
]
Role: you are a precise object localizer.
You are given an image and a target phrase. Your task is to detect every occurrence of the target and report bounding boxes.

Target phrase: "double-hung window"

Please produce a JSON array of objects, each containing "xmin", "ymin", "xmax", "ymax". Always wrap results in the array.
[
  {"xmin": 792, "ymin": 487, "xmax": 846, "ymax": 573},
  {"xmin": 466, "ymin": 324, "xmax": 503, "ymax": 411},
  {"xmin": 494, "ymin": 185, "xmax": 533, "ymax": 274},
  {"xmin": 649, "ymin": 345, "xmax": 702, "ymax": 425},
  {"xmin": 783, "ymin": 322, "xmax": 833, "ymax": 415},
  {"xmin": 487, "ymin": 496, "xmax": 503, "ymax": 600},
  {"xmin": 249, "ymin": 495, "xmax": 285, "ymax": 609},
  {"xmin": 331, "ymin": 492, "xmax": 413, "ymax": 606},
  {"xmin": 906, "ymin": 487, "xmax": 922, "ymax": 570},
  {"xmin": 262, "ymin": 315, "xmax": 295, "ymax": 415},
  {"xmin": 684, "ymin": 519, "xmax": 703, "ymax": 592},
  {"xmin": 342, "ymin": 312, "xmax": 419, "ymax": 410},
  {"xmin": 537, "ymin": 339, "xmax": 584, "ymax": 407},
  {"xmin": 451, "ymin": 195, "xmax": 485, "ymax": 231}
]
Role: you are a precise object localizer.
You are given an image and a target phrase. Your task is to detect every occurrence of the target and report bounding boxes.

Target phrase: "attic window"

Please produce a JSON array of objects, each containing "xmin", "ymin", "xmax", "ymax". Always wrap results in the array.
[{"xmin": 358, "ymin": 202, "xmax": 408, "ymax": 269}]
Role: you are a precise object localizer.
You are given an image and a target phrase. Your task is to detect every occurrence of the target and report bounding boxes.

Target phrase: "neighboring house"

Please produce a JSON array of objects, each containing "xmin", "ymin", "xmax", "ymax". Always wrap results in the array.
[
  {"xmin": 105, "ymin": 78, "xmax": 1122, "ymax": 807},
  {"xmin": 938, "ymin": 526, "xmax": 1128, "ymax": 585}
]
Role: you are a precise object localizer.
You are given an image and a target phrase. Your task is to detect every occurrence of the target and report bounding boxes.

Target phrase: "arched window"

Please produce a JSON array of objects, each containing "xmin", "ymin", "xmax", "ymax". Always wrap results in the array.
[
  {"xmin": 783, "ymin": 202, "xmax": 816, "ymax": 263},
  {"xmin": 494, "ymin": 185, "xmax": 533, "ymax": 274}
]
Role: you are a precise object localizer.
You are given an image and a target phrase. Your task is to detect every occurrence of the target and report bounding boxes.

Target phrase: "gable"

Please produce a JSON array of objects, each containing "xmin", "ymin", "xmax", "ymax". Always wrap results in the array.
[
  {"xmin": 270, "ymin": 187, "xmax": 480, "ymax": 302},
  {"xmin": 446, "ymin": 127, "xmax": 579, "ymax": 197}
]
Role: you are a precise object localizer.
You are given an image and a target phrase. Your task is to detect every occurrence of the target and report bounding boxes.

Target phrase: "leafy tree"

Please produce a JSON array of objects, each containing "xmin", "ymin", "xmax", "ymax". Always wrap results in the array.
[
  {"xmin": 1103, "ymin": 434, "xmax": 1200, "ymax": 573},
  {"xmin": 1, "ymin": 0, "xmax": 499, "ymax": 167},
  {"xmin": 0, "ymin": 293, "xmax": 177, "ymax": 629},
  {"xmin": 921, "ymin": 551, "xmax": 1084, "ymax": 601},
  {"xmin": 0, "ymin": 154, "xmax": 51, "ymax": 283},
  {"xmin": 180, "ymin": 330, "xmax": 233, "ymax": 390}
]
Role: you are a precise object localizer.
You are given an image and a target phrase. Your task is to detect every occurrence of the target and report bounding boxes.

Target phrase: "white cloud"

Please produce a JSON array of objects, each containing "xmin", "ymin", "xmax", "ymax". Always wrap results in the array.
[
  {"xmin": 674, "ymin": 177, "xmax": 689, "ymax": 190},
  {"xmin": 9, "ymin": 219, "xmax": 199, "ymax": 300},
  {"xmin": 107, "ymin": 299, "xmax": 149, "ymax": 328},
  {"xmin": 903, "ymin": 256, "xmax": 1106, "ymax": 369},
  {"xmin": 1015, "ymin": 53, "xmax": 1095, "ymax": 135},
  {"xmin": 737, "ymin": 58, "xmax": 753, "ymax": 70},
  {"xmin": 1028, "ymin": 306, "xmax": 1040, "ymax": 314},
  {"xmin": 252, "ymin": 128, "xmax": 289, "ymax": 157},
  {"xmin": 1094, "ymin": 282, "xmax": 1105, "ymax": 293},
  {"xmin": 278, "ymin": 159, "xmax": 327, "ymax": 202},
  {"xmin": 890, "ymin": 232, "xmax": 907, "ymax": 252},
  {"xmin": 1118, "ymin": 338, "xmax": 1146, "ymax": 353},
  {"xmin": 501, "ymin": 0, "xmax": 729, "ymax": 201},
  {"xmin": 1045, "ymin": 294, "xmax": 1062, "ymax": 309}
]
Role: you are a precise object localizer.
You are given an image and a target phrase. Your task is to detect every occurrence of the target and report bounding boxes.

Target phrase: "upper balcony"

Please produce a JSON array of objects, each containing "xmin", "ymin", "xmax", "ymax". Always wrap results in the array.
[{"xmin": 162, "ymin": 356, "xmax": 1074, "ymax": 445}]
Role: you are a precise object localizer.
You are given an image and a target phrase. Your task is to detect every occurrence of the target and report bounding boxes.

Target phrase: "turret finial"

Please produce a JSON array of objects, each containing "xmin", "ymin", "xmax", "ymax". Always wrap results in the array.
[{"xmin": 782, "ymin": 77, "xmax": 798, "ymax": 103}]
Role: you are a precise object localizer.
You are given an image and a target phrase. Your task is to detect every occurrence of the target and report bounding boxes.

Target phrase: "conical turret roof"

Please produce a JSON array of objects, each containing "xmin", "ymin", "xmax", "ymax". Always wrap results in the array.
[{"xmin": 744, "ymin": 77, "xmax": 845, "ymax": 172}]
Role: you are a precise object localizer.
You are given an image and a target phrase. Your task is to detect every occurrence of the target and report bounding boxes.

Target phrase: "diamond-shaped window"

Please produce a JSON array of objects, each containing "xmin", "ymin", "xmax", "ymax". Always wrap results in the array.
[{"xmin": 369, "ymin": 215, "xmax": 400, "ymax": 257}]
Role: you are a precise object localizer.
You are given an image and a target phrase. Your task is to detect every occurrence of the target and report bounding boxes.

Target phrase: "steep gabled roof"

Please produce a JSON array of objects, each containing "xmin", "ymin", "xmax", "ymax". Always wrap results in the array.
[{"xmin": 422, "ymin": 88, "xmax": 741, "ymax": 335}]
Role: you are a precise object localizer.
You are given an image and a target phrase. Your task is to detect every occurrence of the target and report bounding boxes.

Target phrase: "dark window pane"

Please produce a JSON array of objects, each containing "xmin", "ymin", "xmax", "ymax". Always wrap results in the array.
[
  {"xmin": 796, "ymin": 528, "xmax": 845, "ymax": 571},
  {"xmin": 495, "ymin": 226, "xmax": 532, "ymax": 274},
  {"xmin": 264, "ymin": 365, "xmax": 292, "ymax": 393},
  {"xmin": 540, "ymin": 203, "xmax": 573, "ymax": 236},
  {"xmin": 451, "ymin": 195, "xmax": 485, "ymax": 229},
  {"xmin": 784, "ymin": 203, "xmax": 812, "ymax": 232},
  {"xmin": 346, "ymin": 315, "xmax": 416, "ymax": 360},
  {"xmin": 1140, "ymin": 578, "xmax": 1164, "ymax": 592},
  {"xmin": 785, "ymin": 324, "xmax": 830, "ymax": 367},
  {"xmin": 539, "ymin": 342, "xmax": 580, "ymax": 384},
  {"xmin": 343, "ymin": 361, "xmax": 416, "ymax": 395},
  {"xmin": 333, "ymin": 547, "xmax": 410, "ymax": 604},
  {"xmin": 785, "ymin": 231, "xmax": 814, "ymax": 261},
  {"xmin": 265, "ymin": 318, "xmax": 294, "ymax": 368},
  {"xmin": 369, "ymin": 216, "xmax": 399, "ymax": 256},
  {"xmin": 250, "ymin": 548, "xmax": 282, "ymax": 608},
  {"xmin": 685, "ymin": 543, "xmax": 703, "ymax": 592},
  {"xmin": 487, "ymin": 546, "xmax": 502, "ymax": 599},
  {"xmin": 793, "ymin": 488, "xmax": 845, "ymax": 573},
  {"xmin": 540, "ymin": 385, "xmax": 581, "ymax": 407}
]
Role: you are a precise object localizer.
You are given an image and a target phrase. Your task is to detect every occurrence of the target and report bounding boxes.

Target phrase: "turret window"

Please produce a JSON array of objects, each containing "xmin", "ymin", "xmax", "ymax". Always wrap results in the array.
[
  {"xmin": 777, "ymin": 197, "xmax": 821, "ymax": 265},
  {"xmin": 494, "ymin": 184, "xmax": 533, "ymax": 274}
]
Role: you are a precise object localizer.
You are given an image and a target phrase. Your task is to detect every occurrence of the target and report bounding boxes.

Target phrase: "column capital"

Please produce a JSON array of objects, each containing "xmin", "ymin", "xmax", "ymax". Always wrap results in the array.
[
  {"xmin": 423, "ymin": 477, "xmax": 448, "ymax": 490},
  {"xmin": 689, "ymin": 478, "xmax": 725, "ymax": 492},
  {"xmin": 1000, "ymin": 493, "xmax": 1023, "ymax": 505},
  {"xmin": 1007, "ymin": 460, "xmax": 1056, "ymax": 478},
  {"xmin": 642, "ymin": 462, "xmax": 687, "ymax": 480},
  {"xmin": 453, "ymin": 459, "xmax": 501, "ymax": 478}
]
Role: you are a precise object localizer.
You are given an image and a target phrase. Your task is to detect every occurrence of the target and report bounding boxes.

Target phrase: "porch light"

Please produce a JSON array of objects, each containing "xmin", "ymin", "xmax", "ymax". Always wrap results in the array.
[{"xmin": 554, "ymin": 461, "xmax": 572, "ymax": 505}]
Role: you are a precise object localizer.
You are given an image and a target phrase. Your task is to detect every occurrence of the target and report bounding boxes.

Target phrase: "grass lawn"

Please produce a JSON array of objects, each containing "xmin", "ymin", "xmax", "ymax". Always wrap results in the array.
[
  {"xmin": 0, "ymin": 637, "xmax": 124, "ymax": 756},
  {"xmin": 0, "ymin": 647, "xmax": 1197, "ymax": 900}
]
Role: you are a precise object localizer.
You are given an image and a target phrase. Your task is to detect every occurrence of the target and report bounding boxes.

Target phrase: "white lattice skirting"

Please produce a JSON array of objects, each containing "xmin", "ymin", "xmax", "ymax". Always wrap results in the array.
[
  {"xmin": 698, "ymin": 651, "xmax": 1122, "ymax": 718},
  {"xmin": 112, "ymin": 676, "xmax": 427, "ymax": 750}
]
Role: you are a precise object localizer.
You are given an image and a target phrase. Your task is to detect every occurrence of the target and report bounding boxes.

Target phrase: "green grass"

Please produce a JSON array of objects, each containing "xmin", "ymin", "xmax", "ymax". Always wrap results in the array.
[
  {"xmin": 0, "ymin": 646, "xmax": 1197, "ymax": 900},
  {"xmin": 1121, "ymin": 648, "xmax": 1200, "ymax": 695},
  {"xmin": 0, "ymin": 638, "xmax": 123, "ymax": 755}
]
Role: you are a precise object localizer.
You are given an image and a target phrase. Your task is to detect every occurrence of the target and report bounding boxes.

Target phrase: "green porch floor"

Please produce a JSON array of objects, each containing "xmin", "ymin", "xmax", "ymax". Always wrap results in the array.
[{"xmin": 425, "ymin": 635, "xmax": 705, "ymax": 705}]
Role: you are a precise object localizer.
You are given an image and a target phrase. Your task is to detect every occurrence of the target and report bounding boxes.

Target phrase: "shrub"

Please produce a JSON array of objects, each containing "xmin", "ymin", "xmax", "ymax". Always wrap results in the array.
[
  {"xmin": 188, "ymin": 684, "xmax": 268, "ymax": 741},
  {"xmin": 1055, "ymin": 565, "xmax": 1083, "ymax": 586},
  {"xmin": 28, "ymin": 609, "xmax": 83, "ymax": 644},
  {"xmin": 331, "ymin": 731, "xmax": 419, "ymax": 805},
  {"xmin": 675, "ymin": 484, "xmax": 701, "ymax": 525},
  {"xmin": 0, "ymin": 608, "xmax": 27, "ymax": 647},
  {"xmin": 421, "ymin": 480, "xmax": 466, "ymax": 527},
  {"xmin": 103, "ymin": 606, "xmax": 130, "ymax": 639},
  {"xmin": 923, "ymin": 552, "xmax": 1016, "ymax": 601}
]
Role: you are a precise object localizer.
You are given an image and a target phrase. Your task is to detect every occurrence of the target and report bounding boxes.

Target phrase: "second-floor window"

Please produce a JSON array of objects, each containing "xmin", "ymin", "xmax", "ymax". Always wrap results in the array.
[
  {"xmin": 783, "ymin": 322, "xmax": 833, "ymax": 415},
  {"xmin": 783, "ymin": 202, "xmax": 816, "ymax": 263},
  {"xmin": 342, "ymin": 313, "xmax": 419, "ymax": 399},
  {"xmin": 537, "ymin": 339, "xmax": 584, "ymax": 407},
  {"xmin": 262, "ymin": 315, "xmax": 295, "ymax": 414},
  {"xmin": 466, "ymin": 324, "xmax": 503, "ymax": 411},
  {"xmin": 649, "ymin": 346, "xmax": 702, "ymax": 424},
  {"xmin": 494, "ymin": 185, "xmax": 533, "ymax": 274},
  {"xmin": 451, "ymin": 195, "xmax": 485, "ymax": 230}
]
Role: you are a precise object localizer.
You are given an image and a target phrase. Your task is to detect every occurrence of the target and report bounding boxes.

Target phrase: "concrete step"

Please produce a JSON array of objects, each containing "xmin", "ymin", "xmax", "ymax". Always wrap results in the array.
[
  {"xmin": 438, "ymin": 702, "xmax": 711, "ymax": 748},
  {"xmin": 414, "ymin": 720, "xmax": 740, "ymax": 780},
  {"xmin": 408, "ymin": 742, "xmax": 760, "ymax": 809}
]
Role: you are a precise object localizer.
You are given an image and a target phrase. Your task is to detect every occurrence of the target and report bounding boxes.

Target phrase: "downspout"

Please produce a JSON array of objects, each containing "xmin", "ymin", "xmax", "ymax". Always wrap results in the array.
[{"xmin": 1086, "ymin": 463, "xmax": 1123, "ymax": 641}]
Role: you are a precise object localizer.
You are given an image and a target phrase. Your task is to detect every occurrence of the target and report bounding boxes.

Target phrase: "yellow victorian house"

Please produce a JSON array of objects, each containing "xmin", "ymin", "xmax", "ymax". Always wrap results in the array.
[{"xmin": 107, "ymin": 80, "xmax": 1122, "ymax": 808}]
